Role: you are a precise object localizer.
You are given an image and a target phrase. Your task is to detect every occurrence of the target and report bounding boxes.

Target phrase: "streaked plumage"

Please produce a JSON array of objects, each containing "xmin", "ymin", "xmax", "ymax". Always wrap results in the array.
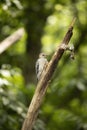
[{"xmin": 35, "ymin": 53, "xmax": 48, "ymax": 81}]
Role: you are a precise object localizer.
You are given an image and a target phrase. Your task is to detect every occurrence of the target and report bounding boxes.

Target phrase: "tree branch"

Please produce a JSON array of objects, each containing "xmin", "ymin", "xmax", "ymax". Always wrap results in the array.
[
  {"xmin": 0, "ymin": 28, "xmax": 25, "ymax": 54},
  {"xmin": 21, "ymin": 18, "xmax": 76, "ymax": 130}
]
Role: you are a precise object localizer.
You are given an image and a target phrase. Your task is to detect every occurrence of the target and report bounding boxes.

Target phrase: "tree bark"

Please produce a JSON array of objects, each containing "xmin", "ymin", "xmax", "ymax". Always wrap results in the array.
[
  {"xmin": 21, "ymin": 18, "xmax": 76, "ymax": 130},
  {"xmin": 0, "ymin": 28, "xmax": 25, "ymax": 54}
]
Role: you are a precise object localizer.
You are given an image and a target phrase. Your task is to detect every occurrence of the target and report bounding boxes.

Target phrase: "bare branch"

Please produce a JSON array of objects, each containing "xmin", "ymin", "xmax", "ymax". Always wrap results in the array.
[
  {"xmin": 0, "ymin": 28, "xmax": 25, "ymax": 54},
  {"xmin": 21, "ymin": 18, "xmax": 76, "ymax": 130}
]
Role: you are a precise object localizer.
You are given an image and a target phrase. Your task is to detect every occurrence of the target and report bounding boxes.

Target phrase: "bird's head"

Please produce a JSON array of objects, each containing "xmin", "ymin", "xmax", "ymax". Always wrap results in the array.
[{"xmin": 39, "ymin": 53, "xmax": 47, "ymax": 58}]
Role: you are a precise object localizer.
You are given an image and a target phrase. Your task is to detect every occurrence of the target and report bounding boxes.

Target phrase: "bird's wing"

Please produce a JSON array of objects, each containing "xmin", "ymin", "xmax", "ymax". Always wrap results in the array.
[{"xmin": 35, "ymin": 60, "xmax": 39, "ymax": 75}]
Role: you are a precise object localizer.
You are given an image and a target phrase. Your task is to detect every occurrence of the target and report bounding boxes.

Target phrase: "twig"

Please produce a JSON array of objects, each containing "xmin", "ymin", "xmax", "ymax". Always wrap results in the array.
[
  {"xmin": 21, "ymin": 18, "xmax": 76, "ymax": 130},
  {"xmin": 0, "ymin": 28, "xmax": 25, "ymax": 54}
]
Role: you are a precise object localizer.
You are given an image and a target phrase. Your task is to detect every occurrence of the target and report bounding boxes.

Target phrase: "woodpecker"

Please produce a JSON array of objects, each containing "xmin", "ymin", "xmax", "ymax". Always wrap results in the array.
[{"xmin": 35, "ymin": 53, "xmax": 48, "ymax": 81}]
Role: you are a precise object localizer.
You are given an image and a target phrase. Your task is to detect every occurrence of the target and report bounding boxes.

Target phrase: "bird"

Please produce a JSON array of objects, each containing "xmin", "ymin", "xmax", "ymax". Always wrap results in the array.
[{"xmin": 35, "ymin": 53, "xmax": 48, "ymax": 81}]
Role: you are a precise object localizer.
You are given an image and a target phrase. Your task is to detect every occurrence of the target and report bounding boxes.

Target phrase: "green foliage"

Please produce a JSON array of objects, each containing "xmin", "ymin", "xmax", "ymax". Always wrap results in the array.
[
  {"xmin": 0, "ymin": 65, "xmax": 35, "ymax": 130},
  {"xmin": 0, "ymin": 0, "xmax": 87, "ymax": 130},
  {"xmin": 0, "ymin": 0, "xmax": 23, "ymax": 40}
]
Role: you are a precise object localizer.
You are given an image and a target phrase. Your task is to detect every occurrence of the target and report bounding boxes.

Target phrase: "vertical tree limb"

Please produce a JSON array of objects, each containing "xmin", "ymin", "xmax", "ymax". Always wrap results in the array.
[{"xmin": 21, "ymin": 18, "xmax": 76, "ymax": 130}]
